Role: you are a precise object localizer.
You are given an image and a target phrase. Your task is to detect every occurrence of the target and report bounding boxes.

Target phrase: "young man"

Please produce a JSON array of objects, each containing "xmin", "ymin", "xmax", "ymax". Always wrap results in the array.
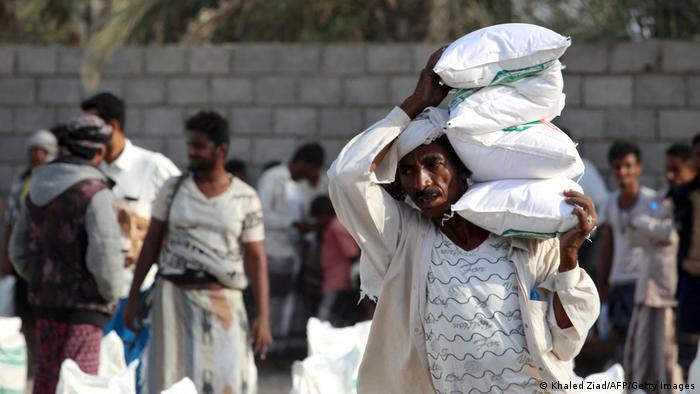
[
  {"xmin": 598, "ymin": 141, "xmax": 656, "ymax": 349},
  {"xmin": 671, "ymin": 134, "xmax": 700, "ymax": 377},
  {"xmin": 81, "ymin": 92, "xmax": 180, "ymax": 362},
  {"xmin": 622, "ymin": 144, "xmax": 690, "ymax": 391},
  {"xmin": 328, "ymin": 47, "xmax": 599, "ymax": 393},
  {"xmin": 9, "ymin": 115, "xmax": 124, "ymax": 394},
  {"xmin": 256, "ymin": 143, "xmax": 325, "ymax": 351},
  {"xmin": 123, "ymin": 111, "xmax": 272, "ymax": 394}
]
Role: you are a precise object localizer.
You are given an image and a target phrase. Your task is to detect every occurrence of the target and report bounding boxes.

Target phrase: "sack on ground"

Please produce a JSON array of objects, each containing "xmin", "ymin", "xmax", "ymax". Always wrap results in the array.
[
  {"xmin": 0, "ymin": 317, "xmax": 27, "ymax": 394},
  {"xmin": 56, "ymin": 333, "xmax": 137, "ymax": 394},
  {"xmin": 447, "ymin": 120, "xmax": 584, "ymax": 182},
  {"xmin": 434, "ymin": 23, "xmax": 570, "ymax": 89},
  {"xmin": 446, "ymin": 61, "xmax": 565, "ymax": 135},
  {"xmin": 452, "ymin": 178, "xmax": 583, "ymax": 238},
  {"xmin": 291, "ymin": 318, "xmax": 371, "ymax": 394}
]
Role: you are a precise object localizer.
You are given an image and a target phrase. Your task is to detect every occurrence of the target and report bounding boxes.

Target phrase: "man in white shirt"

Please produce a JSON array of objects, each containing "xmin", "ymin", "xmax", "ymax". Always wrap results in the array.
[
  {"xmin": 328, "ymin": 47, "xmax": 600, "ymax": 393},
  {"xmin": 81, "ymin": 92, "xmax": 180, "ymax": 363},
  {"xmin": 256, "ymin": 143, "xmax": 325, "ymax": 351}
]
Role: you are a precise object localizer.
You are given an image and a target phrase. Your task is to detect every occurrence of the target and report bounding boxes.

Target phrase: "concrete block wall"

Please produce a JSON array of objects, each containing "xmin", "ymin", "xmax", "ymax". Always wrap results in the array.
[{"xmin": 0, "ymin": 41, "xmax": 699, "ymax": 197}]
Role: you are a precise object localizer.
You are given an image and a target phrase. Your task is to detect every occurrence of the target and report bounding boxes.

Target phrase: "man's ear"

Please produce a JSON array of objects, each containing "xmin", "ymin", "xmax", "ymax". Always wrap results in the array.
[{"xmin": 109, "ymin": 119, "xmax": 122, "ymax": 134}]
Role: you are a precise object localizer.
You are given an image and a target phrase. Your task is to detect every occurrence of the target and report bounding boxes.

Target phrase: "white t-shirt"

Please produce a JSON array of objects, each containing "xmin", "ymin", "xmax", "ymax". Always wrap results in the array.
[
  {"xmin": 152, "ymin": 174, "xmax": 265, "ymax": 290},
  {"xmin": 603, "ymin": 186, "xmax": 657, "ymax": 286},
  {"xmin": 424, "ymin": 232, "xmax": 542, "ymax": 394}
]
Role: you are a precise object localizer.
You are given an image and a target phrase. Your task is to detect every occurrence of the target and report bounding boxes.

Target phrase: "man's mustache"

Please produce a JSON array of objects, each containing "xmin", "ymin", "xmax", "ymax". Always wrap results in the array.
[{"xmin": 414, "ymin": 187, "xmax": 442, "ymax": 200}]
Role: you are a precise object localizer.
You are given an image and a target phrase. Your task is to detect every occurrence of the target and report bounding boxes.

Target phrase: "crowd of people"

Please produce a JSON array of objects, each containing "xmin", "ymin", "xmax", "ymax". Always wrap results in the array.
[
  {"xmin": 0, "ymin": 92, "xmax": 366, "ymax": 394},
  {"xmin": 0, "ymin": 50, "xmax": 699, "ymax": 394}
]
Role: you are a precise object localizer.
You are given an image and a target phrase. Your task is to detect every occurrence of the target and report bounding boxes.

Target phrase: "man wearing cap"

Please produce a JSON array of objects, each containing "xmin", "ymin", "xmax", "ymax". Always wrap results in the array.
[
  {"xmin": 1, "ymin": 129, "xmax": 58, "ymax": 376},
  {"xmin": 328, "ymin": 48, "xmax": 599, "ymax": 393},
  {"xmin": 9, "ymin": 115, "xmax": 124, "ymax": 394},
  {"xmin": 81, "ymin": 92, "xmax": 180, "ymax": 362}
]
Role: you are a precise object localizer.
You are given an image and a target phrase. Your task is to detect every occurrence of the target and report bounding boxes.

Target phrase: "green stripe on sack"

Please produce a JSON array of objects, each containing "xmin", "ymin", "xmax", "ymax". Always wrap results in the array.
[
  {"xmin": 0, "ymin": 347, "xmax": 27, "ymax": 366},
  {"xmin": 490, "ymin": 60, "xmax": 556, "ymax": 85},
  {"xmin": 0, "ymin": 387, "xmax": 25, "ymax": 394},
  {"xmin": 448, "ymin": 87, "xmax": 483, "ymax": 114},
  {"xmin": 502, "ymin": 229, "xmax": 559, "ymax": 239},
  {"xmin": 502, "ymin": 120, "xmax": 542, "ymax": 132}
]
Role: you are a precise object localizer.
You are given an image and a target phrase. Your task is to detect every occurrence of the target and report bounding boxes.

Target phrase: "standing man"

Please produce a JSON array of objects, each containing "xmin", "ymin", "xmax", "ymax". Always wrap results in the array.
[
  {"xmin": 123, "ymin": 111, "xmax": 272, "ymax": 394},
  {"xmin": 328, "ymin": 47, "xmax": 599, "ymax": 392},
  {"xmin": 256, "ymin": 143, "xmax": 324, "ymax": 351},
  {"xmin": 671, "ymin": 135, "xmax": 700, "ymax": 377},
  {"xmin": 598, "ymin": 141, "xmax": 655, "ymax": 355},
  {"xmin": 9, "ymin": 115, "xmax": 124, "ymax": 394},
  {"xmin": 81, "ymin": 92, "xmax": 180, "ymax": 362},
  {"xmin": 1, "ymin": 129, "xmax": 57, "ymax": 377},
  {"xmin": 622, "ymin": 145, "xmax": 691, "ymax": 392}
]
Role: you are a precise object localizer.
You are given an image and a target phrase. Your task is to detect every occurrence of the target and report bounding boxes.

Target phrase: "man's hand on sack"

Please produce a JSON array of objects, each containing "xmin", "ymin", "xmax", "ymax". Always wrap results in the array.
[
  {"xmin": 559, "ymin": 190, "xmax": 598, "ymax": 271},
  {"xmin": 250, "ymin": 315, "xmax": 273, "ymax": 362},
  {"xmin": 400, "ymin": 46, "xmax": 451, "ymax": 119},
  {"xmin": 123, "ymin": 293, "xmax": 145, "ymax": 332}
]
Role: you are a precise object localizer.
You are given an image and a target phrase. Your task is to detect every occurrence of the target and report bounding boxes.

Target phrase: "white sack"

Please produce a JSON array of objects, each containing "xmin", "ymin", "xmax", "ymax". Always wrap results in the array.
[
  {"xmin": 452, "ymin": 178, "xmax": 583, "ymax": 238},
  {"xmin": 0, "ymin": 317, "xmax": 27, "ymax": 394},
  {"xmin": 291, "ymin": 318, "xmax": 372, "ymax": 394},
  {"xmin": 447, "ymin": 61, "xmax": 565, "ymax": 135},
  {"xmin": 434, "ymin": 23, "xmax": 570, "ymax": 89},
  {"xmin": 447, "ymin": 120, "xmax": 584, "ymax": 182},
  {"xmin": 98, "ymin": 331, "xmax": 127, "ymax": 378},
  {"xmin": 160, "ymin": 378, "xmax": 198, "ymax": 394}
]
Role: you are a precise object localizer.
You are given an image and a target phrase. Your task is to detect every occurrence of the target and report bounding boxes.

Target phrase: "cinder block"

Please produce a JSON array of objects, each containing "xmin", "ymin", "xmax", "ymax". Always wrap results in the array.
[
  {"xmin": 0, "ymin": 47, "xmax": 15, "ymax": 74},
  {"xmin": 274, "ymin": 108, "xmax": 317, "ymax": 135},
  {"xmin": 322, "ymin": 45, "xmax": 365, "ymax": 75},
  {"xmin": 389, "ymin": 76, "xmax": 416, "ymax": 103},
  {"xmin": 583, "ymin": 76, "xmax": 632, "ymax": 107},
  {"xmin": 0, "ymin": 165, "xmax": 14, "ymax": 195},
  {"xmin": 606, "ymin": 110, "xmax": 655, "ymax": 139},
  {"xmin": 320, "ymin": 109, "xmax": 363, "ymax": 136},
  {"xmin": 661, "ymin": 42, "xmax": 700, "ymax": 72},
  {"xmin": 690, "ymin": 77, "xmax": 700, "ymax": 107},
  {"xmin": 124, "ymin": 108, "xmax": 141, "ymax": 134},
  {"xmin": 17, "ymin": 47, "xmax": 56, "ymax": 74},
  {"xmin": 413, "ymin": 43, "xmax": 444, "ymax": 72},
  {"xmin": 634, "ymin": 75, "xmax": 685, "ymax": 107},
  {"xmin": 556, "ymin": 109, "xmax": 605, "ymax": 139},
  {"xmin": 129, "ymin": 137, "xmax": 165, "ymax": 154},
  {"xmin": 188, "ymin": 47, "xmax": 230, "ymax": 74},
  {"xmin": 146, "ymin": 46, "xmax": 187, "ymax": 74},
  {"xmin": 230, "ymin": 107, "xmax": 273, "ymax": 135},
  {"xmin": 168, "ymin": 78, "xmax": 209, "ymax": 104},
  {"xmin": 0, "ymin": 78, "xmax": 35, "ymax": 104},
  {"xmin": 299, "ymin": 77, "xmax": 341, "ymax": 105},
  {"xmin": 320, "ymin": 139, "xmax": 346, "ymax": 162},
  {"xmin": 142, "ymin": 107, "xmax": 183, "ymax": 135},
  {"xmin": 639, "ymin": 142, "xmax": 668, "ymax": 172},
  {"xmin": 251, "ymin": 137, "xmax": 297, "ymax": 165},
  {"xmin": 0, "ymin": 137, "xmax": 29, "ymax": 162},
  {"xmin": 368, "ymin": 45, "xmax": 413, "ymax": 72},
  {"xmin": 57, "ymin": 47, "xmax": 84, "ymax": 74},
  {"xmin": 561, "ymin": 43, "xmax": 608, "ymax": 73},
  {"xmin": 232, "ymin": 45, "xmax": 277, "ymax": 73},
  {"xmin": 39, "ymin": 78, "xmax": 81, "ymax": 104},
  {"xmin": 659, "ymin": 110, "xmax": 700, "ymax": 139},
  {"xmin": 125, "ymin": 78, "xmax": 166, "ymax": 104},
  {"xmin": 103, "ymin": 47, "xmax": 143, "ymax": 75},
  {"xmin": 563, "ymin": 75, "xmax": 582, "ymax": 107},
  {"xmin": 13, "ymin": 107, "xmax": 55, "ymax": 134},
  {"xmin": 364, "ymin": 108, "xmax": 392, "ymax": 125},
  {"xmin": 211, "ymin": 78, "xmax": 253, "ymax": 103},
  {"xmin": 0, "ymin": 109, "xmax": 12, "ymax": 132},
  {"xmin": 255, "ymin": 77, "xmax": 296, "ymax": 104},
  {"xmin": 165, "ymin": 136, "xmax": 188, "ymax": 166},
  {"xmin": 579, "ymin": 141, "xmax": 612, "ymax": 171},
  {"xmin": 83, "ymin": 78, "xmax": 123, "ymax": 99},
  {"xmin": 227, "ymin": 137, "xmax": 253, "ymax": 163},
  {"xmin": 610, "ymin": 42, "xmax": 660, "ymax": 72},
  {"xmin": 56, "ymin": 107, "xmax": 81, "ymax": 124},
  {"xmin": 277, "ymin": 45, "xmax": 320, "ymax": 73},
  {"xmin": 345, "ymin": 77, "xmax": 387, "ymax": 105}
]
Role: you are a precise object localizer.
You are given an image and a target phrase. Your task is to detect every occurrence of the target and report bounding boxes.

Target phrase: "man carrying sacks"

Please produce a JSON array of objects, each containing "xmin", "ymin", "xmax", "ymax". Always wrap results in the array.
[{"xmin": 328, "ymin": 26, "xmax": 599, "ymax": 393}]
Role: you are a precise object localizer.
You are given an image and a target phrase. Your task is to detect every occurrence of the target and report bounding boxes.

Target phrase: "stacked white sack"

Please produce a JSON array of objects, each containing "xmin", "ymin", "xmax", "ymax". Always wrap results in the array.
[{"xmin": 432, "ymin": 23, "xmax": 582, "ymax": 237}]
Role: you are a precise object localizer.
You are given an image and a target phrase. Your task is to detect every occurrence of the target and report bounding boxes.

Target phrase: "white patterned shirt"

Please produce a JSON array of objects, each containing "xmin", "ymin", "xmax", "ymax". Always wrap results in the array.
[{"xmin": 425, "ymin": 232, "xmax": 544, "ymax": 394}]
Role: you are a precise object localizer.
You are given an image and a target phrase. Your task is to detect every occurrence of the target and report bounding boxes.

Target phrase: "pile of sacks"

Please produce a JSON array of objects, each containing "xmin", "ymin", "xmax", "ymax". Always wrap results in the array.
[{"xmin": 407, "ymin": 23, "xmax": 585, "ymax": 237}]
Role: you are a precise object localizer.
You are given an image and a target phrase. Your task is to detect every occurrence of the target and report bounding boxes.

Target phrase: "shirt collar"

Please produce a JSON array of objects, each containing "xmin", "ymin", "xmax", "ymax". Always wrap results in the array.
[
  {"xmin": 108, "ymin": 139, "xmax": 137, "ymax": 171},
  {"xmin": 509, "ymin": 237, "xmax": 531, "ymax": 252}
]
